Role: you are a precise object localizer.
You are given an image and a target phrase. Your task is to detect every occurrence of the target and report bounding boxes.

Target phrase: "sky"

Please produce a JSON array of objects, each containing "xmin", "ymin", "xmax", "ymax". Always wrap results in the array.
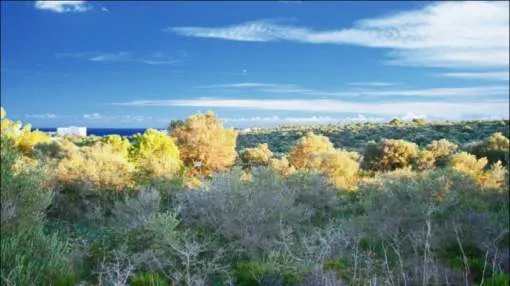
[{"xmin": 1, "ymin": 1, "xmax": 509, "ymax": 128}]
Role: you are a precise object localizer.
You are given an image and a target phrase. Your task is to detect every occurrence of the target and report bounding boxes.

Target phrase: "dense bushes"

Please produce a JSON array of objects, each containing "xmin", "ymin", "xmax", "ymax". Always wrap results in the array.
[
  {"xmin": 56, "ymin": 143, "xmax": 135, "ymax": 192},
  {"xmin": 130, "ymin": 129, "xmax": 182, "ymax": 183},
  {"xmin": 288, "ymin": 132, "xmax": 335, "ymax": 169},
  {"xmin": 239, "ymin": 143, "xmax": 273, "ymax": 166},
  {"xmin": 171, "ymin": 111, "xmax": 238, "ymax": 176},
  {"xmin": 362, "ymin": 139, "xmax": 419, "ymax": 171},
  {"xmin": 1, "ymin": 106, "xmax": 509, "ymax": 285},
  {"xmin": 1, "ymin": 137, "xmax": 76, "ymax": 285}
]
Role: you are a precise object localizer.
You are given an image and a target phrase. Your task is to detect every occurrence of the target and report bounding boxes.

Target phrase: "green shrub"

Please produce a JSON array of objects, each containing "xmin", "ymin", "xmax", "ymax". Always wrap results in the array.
[
  {"xmin": 130, "ymin": 273, "xmax": 168, "ymax": 286},
  {"xmin": 362, "ymin": 139, "xmax": 419, "ymax": 171}
]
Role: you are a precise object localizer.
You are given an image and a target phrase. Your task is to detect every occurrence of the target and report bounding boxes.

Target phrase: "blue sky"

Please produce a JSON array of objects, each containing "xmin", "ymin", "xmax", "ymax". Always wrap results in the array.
[{"xmin": 1, "ymin": 1, "xmax": 509, "ymax": 128}]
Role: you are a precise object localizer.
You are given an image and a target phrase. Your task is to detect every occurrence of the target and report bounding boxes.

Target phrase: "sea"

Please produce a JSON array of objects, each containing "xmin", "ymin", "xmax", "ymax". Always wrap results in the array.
[{"xmin": 34, "ymin": 128, "xmax": 153, "ymax": 137}]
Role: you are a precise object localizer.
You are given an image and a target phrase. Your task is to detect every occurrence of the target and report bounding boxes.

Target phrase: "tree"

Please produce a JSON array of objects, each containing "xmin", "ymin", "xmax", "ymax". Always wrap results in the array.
[
  {"xmin": 170, "ymin": 112, "xmax": 238, "ymax": 176},
  {"xmin": 239, "ymin": 143, "xmax": 273, "ymax": 166},
  {"xmin": 362, "ymin": 139, "xmax": 419, "ymax": 171},
  {"xmin": 309, "ymin": 150, "xmax": 360, "ymax": 191},
  {"xmin": 0, "ymin": 107, "xmax": 50, "ymax": 156},
  {"xmin": 56, "ymin": 143, "xmax": 135, "ymax": 191},
  {"xmin": 268, "ymin": 156, "xmax": 296, "ymax": 176},
  {"xmin": 426, "ymin": 139, "xmax": 458, "ymax": 167},
  {"xmin": 449, "ymin": 152, "xmax": 487, "ymax": 181},
  {"xmin": 130, "ymin": 129, "xmax": 182, "ymax": 183},
  {"xmin": 414, "ymin": 150, "xmax": 436, "ymax": 171},
  {"xmin": 103, "ymin": 135, "xmax": 131, "ymax": 157},
  {"xmin": 389, "ymin": 118, "xmax": 404, "ymax": 126},
  {"xmin": 288, "ymin": 132, "xmax": 335, "ymax": 170}
]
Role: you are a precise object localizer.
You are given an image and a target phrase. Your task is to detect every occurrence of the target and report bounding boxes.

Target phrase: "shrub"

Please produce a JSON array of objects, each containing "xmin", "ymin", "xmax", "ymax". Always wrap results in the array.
[
  {"xmin": 0, "ymin": 136, "xmax": 76, "ymax": 285},
  {"xmin": 288, "ymin": 132, "xmax": 335, "ymax": 170},
  {"xmin": 389, "ymin": 118, "xmax": 403, "ymax": 126},
  {"xmin": 0, "ymin": 107, "xmax": 51, "ymax": 156},
  {"xmin": 103, "ymin": 134, "xmax": 131, "ymax": 157},
  {"xmin": 56, "ymin": 143, "xmax": 135, "ymax": 191},
  {"xmin": 470, "ymin": 132, "xmax": 510, "ymax": 165},
  {"xmin": 362, "ymin": 139, "xmax": 419, "ymax": 171},
  {"xmin": 16, "ymin": 129, "xmax": 51, "ymax": 156},
  {"xmin": 130, "ymin": 272, "xmax": 168, "ymax": 286},
  {"xmin": 268, "ymin": 156, "xmax": 296, "ymax": 176},
  {"xmin": 414, "ymin": 150, "xmax": 436, "ymax": 171},
  {"xmin": 239, "ymin": 143, "xmax": 273, "ymax": 166},
  {"xmin": 171, "ymin": 111, "xmax": 238, "ymax": 175},
  {"xmin": 308, "ymin": 150, "xmax": 360, "ymax": 191},
  {"xmin": 448, "ymin": 152, "xmax": 487, "ymax": 180},
  {"xmin": 130, "ymin": 129, "xmax": 182, "ymax": 183},
  {"xmin": 426, "ymin": 139, "xmax": 458, "ymax": 166}
]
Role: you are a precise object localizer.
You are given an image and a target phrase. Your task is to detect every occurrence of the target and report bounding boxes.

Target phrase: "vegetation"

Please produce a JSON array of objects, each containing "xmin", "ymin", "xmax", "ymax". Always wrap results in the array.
[
  {"xmin": 1, "ymin": 106, "xmax": 509, "ymax": 285},
  {"xmin": 171, "ymin": 111, "xmax": 238, "ymax": 176}
]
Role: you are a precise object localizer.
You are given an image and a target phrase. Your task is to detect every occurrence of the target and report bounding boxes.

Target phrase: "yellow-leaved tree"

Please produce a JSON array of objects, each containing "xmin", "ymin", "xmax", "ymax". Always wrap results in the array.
[
  {"xmin": 448, "ymin": 152, "xmax": 506, "ymax": 188},
  {"xmin": 103, "ymin": 135, "xmax": 131, "ymax": 157},
  {"xmin": 56, "ymin": 143, "xmax": 135, "ymax": 191},
  {"xmin": 239, "ymin": 143, "xmax": 273, "ymax": 166},
  {"xmin": 288, "ymin": 132, "xmax": 335, "ymax": 170},
  {"xmin": 268, "ymin": 156, "xmax": 296, "ymax": 176},
  {"xmin": 0, "ymin": 107, "xmax": 50, "ymax": 156},
  {"xmin": 309, "ymin": 150, "xmax": 360, "ymax": 191},
  {"xmin": 130, "ymin": 129, "xmax": 182, "ymax": 183},
  {"xmin": 426, "ymin": 139, "xmax": 458, "ymax": 166},
  {"xmin": 171, "ymin": 111, "xmax": 238, "ymax": 176},
  {"xmin": 362, "ymin": 139, "xmax": 419, "ymax": 171}
]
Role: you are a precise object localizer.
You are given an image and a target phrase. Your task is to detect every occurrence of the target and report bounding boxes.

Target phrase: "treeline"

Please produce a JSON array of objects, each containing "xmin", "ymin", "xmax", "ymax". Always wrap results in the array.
[{"xmin": 1, "ymin": 107, "xmax": 509, "ymax": 285}]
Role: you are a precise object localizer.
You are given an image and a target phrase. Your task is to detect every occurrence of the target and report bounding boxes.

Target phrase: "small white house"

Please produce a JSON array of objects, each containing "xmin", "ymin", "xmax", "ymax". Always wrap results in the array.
[{"xmin": 56, "ymin": 126, "xmax": 87, "ymax": 137}]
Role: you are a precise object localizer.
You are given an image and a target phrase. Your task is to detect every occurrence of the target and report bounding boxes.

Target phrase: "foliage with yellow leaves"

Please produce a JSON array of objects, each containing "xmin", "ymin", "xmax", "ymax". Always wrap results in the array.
[
  {"xmin": 309, "ymin": 150, "xmax": 360, "ymax": 191},
  {"xmin": 448, "ymin": 152, "xmax": 506, "ymax": 188},
  {"xmin": 171, "ymin": 112, "xmax": 238, "ymax": 175},
  {"xmin": 268, "ymin": 156, "xmax": 296, "ymax": 176},
  {"xmin": 362, "ymin": 139, "xmax": 419, "ymax": 171},
  {"xmin": 426, "ymin": 139, "xmax": 458, "ymax": 166},
  {"xmin": 288, "ymin": 132, "xmax": 335, "ymax": 170},
  {"xmin": 0, "ymin": 107, "xmax": 50, "ymax": 156},
  {"xmin": 103, "ymin": 135, "xmax": 131, "ymax": 157},
  {"xmin": 130, "ymin": 129, "xmax": 182, "ymax": 183},
  {"xmin": 239, "ymin": 143, "xmax": 273, "ymax": 166},
  {"xmin": 56, "ymin": 143, "xmax": 135, "ymax": 191}
]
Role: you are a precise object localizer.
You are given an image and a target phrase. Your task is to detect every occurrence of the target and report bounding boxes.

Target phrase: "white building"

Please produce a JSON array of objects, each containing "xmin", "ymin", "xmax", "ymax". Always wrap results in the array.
[{"xmin": 56, "ymin": 126, "xmax": 87, "ymax": 137}]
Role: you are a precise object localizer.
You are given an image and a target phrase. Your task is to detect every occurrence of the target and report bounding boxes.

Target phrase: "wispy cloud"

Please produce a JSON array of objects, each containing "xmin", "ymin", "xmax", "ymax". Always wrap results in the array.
[
  {"xmin": 195, "ymin": 82, "xmax": 282, "ymax": 89},
  {"xmin": 25, "ymin": 113, "xmax": 57, "ymax": 119},
  {"xmin": 57, "ymin": 51, "xmax": 179, "ymax": 65},
  {"xmin": 348, "ymin": 82, "xmax": 397, "ymax": 87},
  {"xmin": 83, "ymin": 113, "xmax": 152, "ymax": 123},
  {"xmin": 167, "ymin": 2, "xmax": 509, "ymax": 69},
  {"xmin": 194, "ymin": 82, "xmax": 508, "ymax": 98},
  {"xmin": 83, "ymin": 113, "xmax": 103, "ymax": 119},
  {"xmin": 34, "ymin": 1, "xmax": 92, "ymax": 13},
  {"xmin": 225, "ymin": 115, "xmax": 386, "ymax": 125},
  {"xmin": 439, "ymin": 72, "xmax": 509, "ymax": 81},
  {"xmin": 115, "ymin": 98, "xmax": 509, "ymax": 120}
]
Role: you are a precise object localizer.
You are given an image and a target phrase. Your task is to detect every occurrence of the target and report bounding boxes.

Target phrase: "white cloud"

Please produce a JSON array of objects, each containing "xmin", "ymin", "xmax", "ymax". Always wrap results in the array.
[
  {"xmin": 83, "ymin": 113, "xmax": 102, "ymax": 119},
  {"xmin": 194, "ymin": 82, "xmax": 508, "ymax": 98},
  {"xmin": 168, "ymin": 2, "xmax": 509, "ymax": 69},
  {"xmin": 90, "ymin": 52, "xmax": 132, "ymax": 62},
  {"xmin": 348, "ymin": 82, "xmax": 397, "ymax": 87},
  {"xmin": 35, "ymin": 1, "xmax": 91, "ymax": 13},
  {"xmin": 116, "ymin": 98, "xmax": 509, "ymax": 120},
  {"xmin": 401, "ymin": 112, "xmax": 427, "ymax": 121},
  {"xmin": 57, "ymin": 51, "xmax": 179, "ymax": 65},
  {"xmin": 439, "ymin": 72, "xmax": 509, "ymax": 81},
  {"xmin": 25, "ymin": 113, "xmax": 57, "ymax": 119},
  {"xmin": 83, "ymin": 113, "xmax": 152, "ymax": 122},
  {"xmin": 195, "ymin": 82, "xmax": 282, "ymax": 89}
]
